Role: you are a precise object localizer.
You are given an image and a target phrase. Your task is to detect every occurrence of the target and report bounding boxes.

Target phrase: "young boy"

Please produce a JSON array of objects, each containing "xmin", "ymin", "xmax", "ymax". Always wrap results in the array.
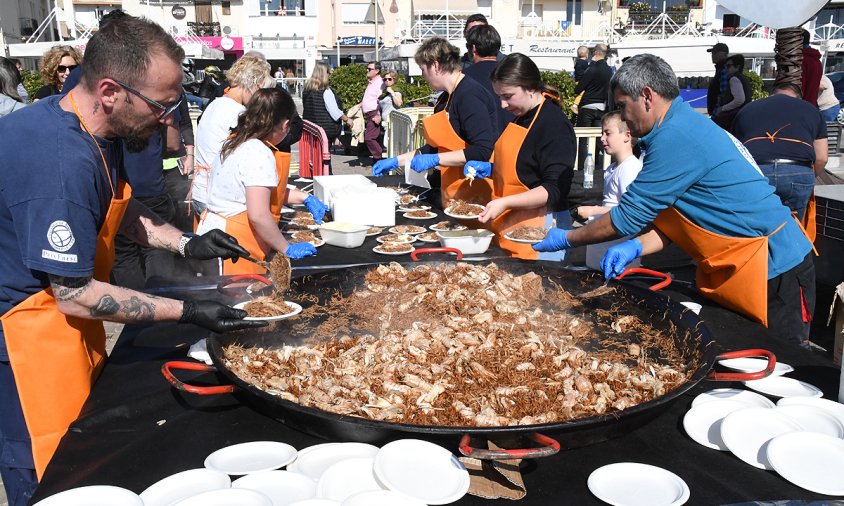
[{"xmin": 575, "ymin": 111, "xmax": 642, "ymax": 220}]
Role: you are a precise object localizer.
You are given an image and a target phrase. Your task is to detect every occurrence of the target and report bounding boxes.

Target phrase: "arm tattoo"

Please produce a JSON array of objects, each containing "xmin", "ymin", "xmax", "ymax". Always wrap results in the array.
[
  {"xmin": 120, "ymin": 296, "xmax": 156, "ymax": 320},
  {"xmin": 50, "ymin": 276, "xmax": 92, "ymax": 302},
  {"xmin": 90, "ymin": 295, "xmax": 120, "ymax": 317}
]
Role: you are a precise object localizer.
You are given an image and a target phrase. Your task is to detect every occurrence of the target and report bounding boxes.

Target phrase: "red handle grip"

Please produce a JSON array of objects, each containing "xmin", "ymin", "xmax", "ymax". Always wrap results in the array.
[
  {"xmin": 707, "ymin": 349, "xmax": 777, "ymax": 381},
  {"xmin": 411, "ymin": 247, "xmax": 463, "ymax": 261},
  {"xmin": 616, "ymin": 267, "xmax": 672, "ymax": 291},
  {"xmin": 459, "ymin": 432, "xmax": 560, "ymax": 460},
  {"xmin": 161, "ymin": 361, "xmax": 236, "ymax": 395}
]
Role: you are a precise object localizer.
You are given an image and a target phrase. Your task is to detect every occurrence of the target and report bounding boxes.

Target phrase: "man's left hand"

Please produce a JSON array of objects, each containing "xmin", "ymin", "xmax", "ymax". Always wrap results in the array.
[
  {"xmin": 184, "ymin": 229, "xmax": 250, "ymax": 261},
  {"xmin": 410, "ymin": 153, "xmax": 440, "ymax": 173},
  {"xmin": 532, "ymin": 228, "xmax": 572, "ymax": 252},
  {"xmin": 303, "ymin": 195, "xmax": 329, "ymax": 224}
]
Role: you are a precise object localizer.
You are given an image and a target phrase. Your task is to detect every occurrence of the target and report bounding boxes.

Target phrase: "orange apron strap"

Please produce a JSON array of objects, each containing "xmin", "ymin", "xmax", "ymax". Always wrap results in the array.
[{"xmin": 799, "ymin": 193, "xmax": 817, "ymax": 247}]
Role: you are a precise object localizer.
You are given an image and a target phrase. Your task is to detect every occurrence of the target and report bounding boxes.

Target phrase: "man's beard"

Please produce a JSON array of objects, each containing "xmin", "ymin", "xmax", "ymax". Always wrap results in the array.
[{"xmin": 124, "ymin": 132, "xmax": 150, "ymax": 153}]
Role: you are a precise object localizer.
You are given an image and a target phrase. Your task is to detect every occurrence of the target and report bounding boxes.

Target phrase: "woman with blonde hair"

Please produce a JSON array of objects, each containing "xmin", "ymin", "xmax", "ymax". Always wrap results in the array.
[
  {"xmin": 373, "ymin": 37, "xmax": 498, "ymax": 207},
  {"xmin": 302, "ymin": 61, "xmax": 351, "ymax": 147},
  {"xmin": 191, "ymin": 56, "xmax": 276, "ymax": 218},
  {"xmin": 33, "ymin": 45, "xmax": 82, "ymax": 100},
  {"xmin": 197, "ymin": 88, "xmax": 323, "ymax": 273}
]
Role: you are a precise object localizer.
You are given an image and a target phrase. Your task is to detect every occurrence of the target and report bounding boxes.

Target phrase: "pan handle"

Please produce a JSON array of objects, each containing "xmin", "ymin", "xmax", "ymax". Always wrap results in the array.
[
  {"xmin": 161, "ymin": 361, "xmax": 236, "ymax": 395},
  {"xmin": 411, "ymin": 247, "xmax": 463, "ymax": 261},
  {"xmin": 707, "ymin": 349, "xmax": 777, "ymax": 381},
  {"xmin": 616, "ymin": 267, "xmax": 672, "ymax": 291},
  {"xmin": 458, "ymin": 433, "xmax": 560, "ymax": 460}
]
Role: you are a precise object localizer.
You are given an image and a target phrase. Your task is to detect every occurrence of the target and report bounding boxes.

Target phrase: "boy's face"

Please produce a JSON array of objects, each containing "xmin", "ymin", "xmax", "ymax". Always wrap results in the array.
[{"xmin": 601, "ymin": 119, "xmax": 631, "ymax": 156}]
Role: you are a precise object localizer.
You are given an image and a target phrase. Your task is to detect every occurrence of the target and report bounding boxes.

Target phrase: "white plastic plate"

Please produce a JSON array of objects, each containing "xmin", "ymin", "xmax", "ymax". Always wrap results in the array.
[
  {"xmin": 33, "ymin": 486, "xmax": 143, "ymax": 506},
  {"xmin": 342, "ymin": 490, "xmax": 428, "ymax": 506},
  {"xmin": 374, "ymin": 439, "xmax": 469, "ymax": 505},
  {"xmin": 443, "ymin": 208, "xmax": 481, "ymax": 220},
  {"xmin": 140, "ymin": 468, "xmax": 231, "ymax": 506},
  {"xmin": 690, "ymin": 388, "xmax": 775, "ymax": 409},
  {"xmin": 429, "ymin": 222, "xmax": 467, "ymax": 232},
  {"xmin": 503, "ymin": 231, "xmax": 544, "ymax": 244},
  {"xmin": 288, "ymin": 500, "xmax": 340, "ymax": 506},
  {"xmin": 403, "ymin": 211, "xmax": 438, "ymax": 220},
  {"xmin": 743, "ymin": 376, "xmax": 823, "ymax": 398},
  {"xmin": 172, "ymin": 488, "xmax": 272, "ymax": 506},
  {"xmin": 773, "ymin": 405, "xmax": 844, "ymax": 438},
  {"xmin": 316, "ymin": 457, "xmax": 382, "ymax": 502},
  {"xmin": 682, "ymin": 400, "xmax": 750, "ymax": 451},
  {"xmin": 293, "ymin": 442, "xmax": 380, "ymax": 481},
  {"xmin": 767, "ymin": 431, "xmax": 844, "ymax": 495},
  {"xmin": 777, "ymin": 396, "xmax": 844, "ymax": 428},
  {"xmin": 718, "ymin": 357, "xmax": 794, "ymax": 376},
  {"xmin": 587, "ymin": 462, "xmax": 690, "ymax": 506},
  {"xmin": 233, "ymin": 301, "xmax": 304, "ymax": 321},
  {"xmin": 204, "ymin": 441, "xmax": 298, "ymax": 475},
  {"xmin": 233, "ymin": 470, "xmax": 317, "ymax": 506},
  {"xmin": 373, "ymin": 244, "xmax": 415, "ymax": 255},
  {"xmin": 720, "ymin": 407, "xmax": 803, "ymax": 470},
  {"xmin": 389, "ymin": 225, "xmax": 427, "ymax": 235}
]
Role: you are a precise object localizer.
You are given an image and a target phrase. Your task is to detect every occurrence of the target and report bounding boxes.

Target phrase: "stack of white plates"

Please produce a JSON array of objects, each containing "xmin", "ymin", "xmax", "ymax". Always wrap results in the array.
[
  {"xmin": 587, "ymin": 462, "xmax": 690, "ymax": 506},
  {"xmin": 33, "ymin": 486, "xmax": 143, "ymax": 506},
  {"xmin": 373, "ymin": 439, "xmax": 470, "ymax": 505}
]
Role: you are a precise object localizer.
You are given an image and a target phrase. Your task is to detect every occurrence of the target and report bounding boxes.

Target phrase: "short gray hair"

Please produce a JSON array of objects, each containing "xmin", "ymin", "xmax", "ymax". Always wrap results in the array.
[{"xmin": 610, "ymin": 53, "xmax": 679, "ymax": 101}]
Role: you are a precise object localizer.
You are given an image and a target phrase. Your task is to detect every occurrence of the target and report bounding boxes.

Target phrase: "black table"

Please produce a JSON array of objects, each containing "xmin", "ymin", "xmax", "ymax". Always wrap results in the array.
[{"xmin": 30, "ymin": 177, "xmax": 844, "ymax": 505}]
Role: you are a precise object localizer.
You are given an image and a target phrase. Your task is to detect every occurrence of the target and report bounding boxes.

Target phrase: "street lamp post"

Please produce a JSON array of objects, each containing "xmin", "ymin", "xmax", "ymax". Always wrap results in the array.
[{"xmin": 374, "ymin": 0, "xmax": 380, "ymax": 61}]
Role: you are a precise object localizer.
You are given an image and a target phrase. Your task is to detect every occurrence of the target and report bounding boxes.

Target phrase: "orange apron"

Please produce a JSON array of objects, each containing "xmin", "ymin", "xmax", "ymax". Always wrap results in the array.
[
  {"xmin": 422, "ymin": 77, "xmax": 493, "ymax": 206},
  {"xmin": 0, "ymin": 92, "xmax": 131, "ymax": 478},
  {"xmin": 489, "ymin": 99, "xmax": 549, "ymax": 260},
  {"xmin": 215, "ymin": 143, "xmax": 290, "ymax": 275},
  {"xmin": 653, "ymin": 206, "xmax": 787, "ymax": 326},
  {"xmin": 801, "ymin": 193, "xmax": 816, "ymax": 243}
]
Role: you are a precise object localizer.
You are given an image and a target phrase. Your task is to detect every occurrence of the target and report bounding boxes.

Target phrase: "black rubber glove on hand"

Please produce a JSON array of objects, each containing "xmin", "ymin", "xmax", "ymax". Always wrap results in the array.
[
  {"xmin": 184, "ymin": 229, "xmax": 250, "ymax": 261},
  {"xmin": 180, "ymin": 300, "xmax": 268, "ymax": 332}
]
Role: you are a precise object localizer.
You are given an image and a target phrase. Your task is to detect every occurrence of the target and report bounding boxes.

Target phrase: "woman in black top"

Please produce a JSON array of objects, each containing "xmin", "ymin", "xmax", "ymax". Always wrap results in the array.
[
  {"xmin": 302, "ymin": 62, "xmax": 352, "ymax": 145},
  {"xmin": 33, "ymin": 45, "xmax": 82, "ymax": 101}
]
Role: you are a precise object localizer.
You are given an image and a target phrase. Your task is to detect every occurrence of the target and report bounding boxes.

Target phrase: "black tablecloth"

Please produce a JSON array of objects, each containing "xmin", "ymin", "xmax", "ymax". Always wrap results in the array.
[{"xmin": 31, "ymin": 175, "xmax": 844, "ymax": 505}]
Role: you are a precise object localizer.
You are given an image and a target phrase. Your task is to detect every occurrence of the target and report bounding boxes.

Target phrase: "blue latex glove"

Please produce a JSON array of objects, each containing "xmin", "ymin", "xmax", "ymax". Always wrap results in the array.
[
  {"xmin": 410, "ymin": 153, "xmax": 440, "ymax": 173},
  {"xmin": 601, "ymin": 238, "xmax": 643, "ymax": 280},
  {"xmin": 532, "ymin": 228, "xmax": 572, "ymax": 252},
  {"xmin": 285, "ymin": 242, "xmax": 317, "ymax": 259},
  {"xmin": 464, "ymin": 160, "xmax": 492, "ymax": 179},
  {"xmin": 303, "ymin": 195, "xmax": 329, "ymax": 224},
  {"xmin": 372, "ymin": 157, "xmax": 398, "ymax": 176}
]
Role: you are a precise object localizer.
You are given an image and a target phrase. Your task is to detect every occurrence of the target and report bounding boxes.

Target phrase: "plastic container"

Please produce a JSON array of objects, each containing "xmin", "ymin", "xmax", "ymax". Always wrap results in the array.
[
  {"xmin": 436, "ymin": 229, "xmax": 494, "ymax": 255},
  {"xmin": 583, "ymin": 153, "xmax": 594, "ymax": 189},
  {"xmin": 318, "ymin": 222, "xmax": 369, "ymax": 248}
]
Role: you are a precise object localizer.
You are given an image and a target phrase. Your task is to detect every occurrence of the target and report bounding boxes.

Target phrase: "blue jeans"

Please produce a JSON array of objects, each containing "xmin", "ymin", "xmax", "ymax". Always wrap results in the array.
[
  {"xmin": 758, "ymin": 163, "xmax": 815, "ymax": 221},
  {"xmin": 820, "ymin": 103, "xmax": 841, "ymax": 122},
  {"xmin": 0, "ymin": 361, "xmax": 37, "ymax": 506}
]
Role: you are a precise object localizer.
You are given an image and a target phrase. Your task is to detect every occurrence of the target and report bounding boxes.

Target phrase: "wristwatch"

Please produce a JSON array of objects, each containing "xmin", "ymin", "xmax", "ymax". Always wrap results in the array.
[{"xmin": 178, "ymin": 233, "xmax": 197, "ymax": 258}]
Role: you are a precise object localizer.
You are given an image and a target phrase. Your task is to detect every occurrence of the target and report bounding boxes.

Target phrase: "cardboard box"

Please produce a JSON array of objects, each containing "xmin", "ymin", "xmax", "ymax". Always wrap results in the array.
[{"xmin": 828, "ymin": 282, "xmax": 844, "ymax": 366}]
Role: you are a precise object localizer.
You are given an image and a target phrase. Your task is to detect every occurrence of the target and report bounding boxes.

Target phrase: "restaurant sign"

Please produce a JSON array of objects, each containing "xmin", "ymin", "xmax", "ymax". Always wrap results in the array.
[{"xmin": 500, "ymin": 39, "xmax": 579, "ymax": 58}]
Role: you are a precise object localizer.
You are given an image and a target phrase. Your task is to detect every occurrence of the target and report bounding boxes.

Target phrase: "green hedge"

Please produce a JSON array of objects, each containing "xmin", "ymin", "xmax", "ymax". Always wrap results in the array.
[
  {"xmin": 21, "ymin": 69, "xmax": 43, "ymax": 100},
  {"xmin": 328, "ymin": 64, "xmax": 433, "ymax": 111},
  {"xmin": 743, "ymin": 70, "xmax": 768, "ymax": 100},
  {"xmin": 540, "ymin": 70, "xmax": 578, "ymax": 121}
]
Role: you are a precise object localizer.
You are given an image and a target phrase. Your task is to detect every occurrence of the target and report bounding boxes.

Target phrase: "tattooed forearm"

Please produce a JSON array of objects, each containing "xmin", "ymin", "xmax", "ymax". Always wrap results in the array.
[
  {"xmin": 50, "ymin": 276, "xmax": 92, "ymax": 302},
  {"xmin": 120, "ymin": 296, "xmax": 156, "ymax": 320},
  {"xmin": 90, "ymin": 295, "xmax": 120, "ymax": 317}
]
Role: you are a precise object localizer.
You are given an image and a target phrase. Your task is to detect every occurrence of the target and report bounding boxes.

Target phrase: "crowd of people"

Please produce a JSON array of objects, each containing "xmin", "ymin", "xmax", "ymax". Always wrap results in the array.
[{"xmin": 0, "ymin": 9, "xmax": 838, "ymax": 506}]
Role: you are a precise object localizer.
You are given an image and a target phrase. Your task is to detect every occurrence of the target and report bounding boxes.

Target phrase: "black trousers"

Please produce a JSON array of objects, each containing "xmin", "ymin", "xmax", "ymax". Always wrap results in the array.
[
  {"xmin": 576, "ymin": 107, "xmax": 606, "ymax": 171},
  {"xmin": 111, "ymin": 194, "xmax": 178, "ymax": 290},
  {"xmin": 767, "ymin": 253, "xmax": 815, "ymax": 349}
]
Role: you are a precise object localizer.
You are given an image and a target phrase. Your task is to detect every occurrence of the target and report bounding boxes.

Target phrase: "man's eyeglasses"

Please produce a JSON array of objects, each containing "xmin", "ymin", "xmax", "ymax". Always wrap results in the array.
[
  {"xmin": 367, "ymin": 66, "xmax": 377, "ymax": 71},
  {"xmin": 384, "ymin": 77, "xmax": 394, "ymax": 81},
  {"xmin": 113, "ymin": 79, "xmax": 182, "ymax": 119},
  {"xmin": 57, "ymin": 64, "xmax": 78, "ymax": 73}
]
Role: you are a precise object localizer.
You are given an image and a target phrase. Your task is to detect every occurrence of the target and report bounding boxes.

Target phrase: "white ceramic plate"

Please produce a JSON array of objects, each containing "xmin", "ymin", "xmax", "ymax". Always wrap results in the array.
[
  {"xmin": 773, "ymin": 405, "xmax": 844, "ymax": 438},
  {"xmin": 682, "ymin": 400, "xmax": 750, "ymax": 451},
  {"xmin": 316, "ymin": 457, "xmax": 382, "ymax": 502},
  {"xmin": 777, "ymin": 396, "xmax": 844, "ymax": 427},
  {"xmin": 376, "ymin": 234, "xmax": 416, "ymax": 245},
  {"xmin": 294, "ymin": 442, "xmax": 380, "ymax": 481},
  {"xmin": 718, "ymin": 357, "xmax": 794, "ymax": 376},
  {"xmin": 374, "ymin": 439, "xmax": 469, "ymax": 505},
  {"xmin": 373, "ymin": 245, "xmax": 415, "ymax": 256},
  {"xmin": 403, "ymin": 211, "xmax": 438, "ymax": 220},
  {"xmin": 342, "ymin": 490, "xmax": 428, "ymax": 506},
  {"xmin": 720, "ymin": 407, "xmax": 803, "ymax": 470},
  {"xmin": 172, "ymin": 488, "xmax": 272, "ymax": 506},
  {"xmin": 140, "ymin": 468, "xmax": 231, "ymax": 506},
  {"xmin": 233, "ymin": 471, "xmax": 317, "ymax": 506},
  {"xmin": 690, "ymin": 388, "xmax": 775, "ymax": 409},
  {"xmin": 586, "ymin": 462, "xmax": 690, "ymax": 506},
  {"xmin": 415, "ymin": 232, "xmax": 440, "ymax": 243},
  {"xmin": 767, "ymin": 432, "xmax": 844, "ymax": 495},
  {"xmin": 365, "ymin": 227, "xmax": 384, "ymax": 237},
  {"xmin": 204, "ymin": 441, "xmax": 299, "ymax": 475},
  {"xmin": 503, "ymin": 231, "xmax": 544, "ymax": 244},
  {"xmin": 743, "ymin": 376, "xmax": 823, "ymax": 398},
  {"xmin": 429, "ymin": 222, "xmax": 467, "ymax": 232},
  {"xmin": 33, "ymin": 486, "xmax": 143, "ymax": 506},
  {"xmin": 291, "ymin": 237, "xmax": 325, "ymax": 247},
  {"xmin": 397, "ymin": 205, "xmax": 431, "ymax": 212},
  {"xmin": 287, "ymin": 443, "xmax": 339, "ymax": 474},
  {"xmin": 233, "ymin": 301, "xmax": 304, "ymax": 321},
  {"xmin": 389, "ymin": 225, "xmax": 427, "ymax": 235},
  {"xmin": 443, "ymin": 208, "xmax": 481, "ymax": 220}
]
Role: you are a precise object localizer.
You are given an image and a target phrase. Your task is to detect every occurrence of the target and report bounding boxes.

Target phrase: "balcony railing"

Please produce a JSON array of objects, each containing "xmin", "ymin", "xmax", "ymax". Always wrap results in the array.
[{"xmin": 407, "ymin": 11, "xmax": 474, "ymax": 41}]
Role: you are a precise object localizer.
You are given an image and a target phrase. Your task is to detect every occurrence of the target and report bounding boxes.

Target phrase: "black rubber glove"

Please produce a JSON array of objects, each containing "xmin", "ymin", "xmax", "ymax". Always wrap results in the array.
[
  {"xmin": 184, "ymin": 229, "xmax": 250, "ymax": 261},
  {"xmin": 180, "ymin": 300, "xmax": 268, "ymax": 332}
]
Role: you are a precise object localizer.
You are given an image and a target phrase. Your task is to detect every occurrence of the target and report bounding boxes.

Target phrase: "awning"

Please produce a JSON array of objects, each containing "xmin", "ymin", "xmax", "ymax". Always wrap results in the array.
[{"xmin": 411, "ymin": 0, "xmax": 477, "ymax": 13}]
